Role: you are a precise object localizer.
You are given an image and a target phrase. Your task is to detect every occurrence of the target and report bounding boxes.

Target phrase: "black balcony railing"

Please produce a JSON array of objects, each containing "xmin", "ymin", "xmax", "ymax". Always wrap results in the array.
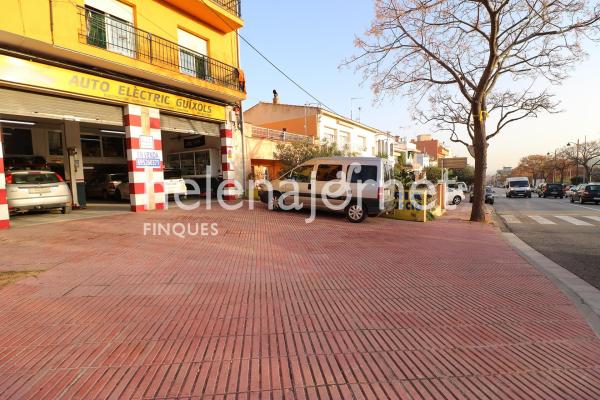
[
  {"xmin": 78, "ymin": 6, "xmax": 244, "ymax": 93},
  {"xmin": 211, "ymin": 0, "xmax": 241, "ymax": 17}
]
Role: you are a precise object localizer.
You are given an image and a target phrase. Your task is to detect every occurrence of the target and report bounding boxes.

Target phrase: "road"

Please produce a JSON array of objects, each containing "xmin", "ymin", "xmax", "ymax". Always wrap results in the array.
[{"xmin": 493, "ymin": 190, "xmax": 600, "ymax": 289}]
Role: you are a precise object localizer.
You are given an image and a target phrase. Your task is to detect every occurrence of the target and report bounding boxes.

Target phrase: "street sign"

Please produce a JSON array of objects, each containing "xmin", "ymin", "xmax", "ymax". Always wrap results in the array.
[
  {"xmin": 439, "ymin": 157, "xmax": 468, "ymax": 169},
  {"xmin": 140, "ymin": 135, "xmax": 154, "ymax": 150},
  {"xmin": 135, "ymin": 150, "xmax": 161, "ymax": 168}
]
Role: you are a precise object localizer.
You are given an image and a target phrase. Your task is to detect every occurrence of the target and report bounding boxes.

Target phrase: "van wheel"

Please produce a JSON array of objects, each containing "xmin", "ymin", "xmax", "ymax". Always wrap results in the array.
[
  {"xmin": 61, "ymin": 206, "xmax": 72, "ymax": 214},
  {"xmin": 345, "ymin": 202, "xmax": 366, "ymax": 223},
  {"xmin": 270, "ymin": 192, "xmax": 283, "ymax": 211},
  {"xmin": 452, "ymin": 196, "xmax": 462, "ymax": 205}
]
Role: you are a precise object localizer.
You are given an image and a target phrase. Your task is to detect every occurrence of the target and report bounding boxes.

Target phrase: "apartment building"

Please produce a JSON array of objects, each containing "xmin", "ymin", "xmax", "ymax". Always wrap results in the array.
[
  {"xmin": 412, "ymin": 134, "xmax": 451, "ymax": 163},
  {"xmin": 243, "ymin": 101, "xmax": 391, "ymax": 160},
  {"xmin": 0, "ymin": 0, "xmax": 246, "ymax": 228}
]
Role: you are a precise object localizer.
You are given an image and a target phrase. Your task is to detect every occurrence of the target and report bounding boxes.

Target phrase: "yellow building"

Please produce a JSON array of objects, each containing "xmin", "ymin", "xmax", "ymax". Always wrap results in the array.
[{"xmin": 0, "ymin": 0, "xmax": 246, "ymax": 226}]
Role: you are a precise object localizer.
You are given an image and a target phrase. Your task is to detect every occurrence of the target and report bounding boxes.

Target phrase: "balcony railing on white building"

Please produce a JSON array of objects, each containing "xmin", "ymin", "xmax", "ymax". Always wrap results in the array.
[{"xmin": 250, "ymin": 127, "xmax": 314, "ymax": 144}]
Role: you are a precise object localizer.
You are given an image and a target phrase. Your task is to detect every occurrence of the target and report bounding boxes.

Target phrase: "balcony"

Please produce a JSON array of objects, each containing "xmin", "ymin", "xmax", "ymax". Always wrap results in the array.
[
  {"xmin": 250, "ymin": 127, "xmax": 314, "ymax": 144},
  {"xmin": 78, "ymin": 6, "xmax": 244, "ymax": 94},
  {"xmin": 212, "ymin": 0, "xmax": 242, "ymax": 17},
  {"xmin": 162, "ymin": 0, "xmax": 243, "ymax": 32}
]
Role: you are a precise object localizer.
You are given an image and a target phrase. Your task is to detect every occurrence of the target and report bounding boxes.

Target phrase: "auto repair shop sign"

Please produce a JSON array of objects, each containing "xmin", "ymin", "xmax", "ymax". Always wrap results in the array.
[{"xmin": 135, "ymin": 151, "xmax": 161, "ymax": 168}]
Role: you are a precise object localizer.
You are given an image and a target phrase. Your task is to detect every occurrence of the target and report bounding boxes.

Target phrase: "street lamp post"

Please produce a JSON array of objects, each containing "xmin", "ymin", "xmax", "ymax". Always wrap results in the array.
[
  {"xmin": 567, "ymin": 139, "xmax": 580, "ymax": 180},
  {"xmin": 547, "ymin": 150, "xmax": 557, "ymax": 183},
  {"xmin": 567, "ymin": 136, "xmax": 587, "ymax": 182}
]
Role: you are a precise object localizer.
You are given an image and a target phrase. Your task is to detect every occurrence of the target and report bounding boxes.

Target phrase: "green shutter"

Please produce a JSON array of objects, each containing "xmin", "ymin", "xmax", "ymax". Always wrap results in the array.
[{"xmin": 86, "ymin": 8, "xmax": 107, "ymax": 49}]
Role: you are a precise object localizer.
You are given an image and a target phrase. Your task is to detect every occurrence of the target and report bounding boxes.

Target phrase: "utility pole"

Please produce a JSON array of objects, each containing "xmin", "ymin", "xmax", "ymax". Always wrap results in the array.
[
  {"xmin": 547, "ymin": 150, "xmax": 557, "ymax": 183},
  {"xmin": 350, "ymin": 98, "xmax": 361, "ymax": 121},
  {"xmin": 567, "ymin": 138, "xmax": 581, "ymax": 181}
]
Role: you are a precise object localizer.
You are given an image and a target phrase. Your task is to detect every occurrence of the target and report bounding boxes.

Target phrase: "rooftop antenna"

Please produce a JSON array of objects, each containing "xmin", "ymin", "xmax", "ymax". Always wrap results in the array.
[{"xmin": 350, "ymin": 97, "xmax": 362, "ymax": 120}]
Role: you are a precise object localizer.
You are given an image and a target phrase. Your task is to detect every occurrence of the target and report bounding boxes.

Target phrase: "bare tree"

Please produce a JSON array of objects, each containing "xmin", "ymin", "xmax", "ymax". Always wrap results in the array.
[
  {"xmin": 554, "ymin": 149, "xmax": 574, "ymax": 183},
  {"xmin": 563, "ymin": 139, "xmax": 600, "ymax": 181},
  {"xmin": 516, "ymin": 154, "xmax": 550, "ymax": 183},
  {"xmin": 345, "ymin": 0, "xmax": 600, "ymax": 221}
]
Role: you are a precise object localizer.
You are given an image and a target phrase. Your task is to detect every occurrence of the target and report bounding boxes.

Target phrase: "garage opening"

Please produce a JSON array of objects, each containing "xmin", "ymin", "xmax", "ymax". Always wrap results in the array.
[
  {"xmin": 0, "ymin": 87, "xmax": 131, "ymax": 225},
  {"xmin": 160, "ymin": 113, "xmax": 223, "ymax": 194}
]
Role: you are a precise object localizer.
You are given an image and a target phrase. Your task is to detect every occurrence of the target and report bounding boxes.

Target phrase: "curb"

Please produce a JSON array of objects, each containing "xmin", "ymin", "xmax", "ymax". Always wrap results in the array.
[{"xmin": 502, "ymin": 232, "xmax": 600, "ymax": 339}]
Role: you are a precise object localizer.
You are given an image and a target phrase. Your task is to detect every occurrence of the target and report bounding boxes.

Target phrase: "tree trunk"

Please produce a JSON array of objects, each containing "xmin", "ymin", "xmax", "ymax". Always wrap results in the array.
[
  {"xmin": 584, "ymin": 165, "xmax": 591, "ymax": 183},
  {"xmin": 470, "ymin": 116, "xmax": 487, "ymax": 222},
  {"xmin": 559, "ymin": 169, "xmax": 565, "ymax": 184}
]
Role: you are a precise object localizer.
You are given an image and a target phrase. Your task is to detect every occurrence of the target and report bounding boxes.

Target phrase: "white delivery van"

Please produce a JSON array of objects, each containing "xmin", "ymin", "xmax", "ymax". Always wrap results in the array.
[
  {"xmin": 505, "ymin": 177, "xmax": 532, "ymax": 198},
  {"xmin": 258, "ymin": 157, "xmax": 396, "ymax": 223}
]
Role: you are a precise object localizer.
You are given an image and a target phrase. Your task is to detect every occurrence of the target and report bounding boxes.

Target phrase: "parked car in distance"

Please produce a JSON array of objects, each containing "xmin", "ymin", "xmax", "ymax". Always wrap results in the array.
[
  {"xmin": 505, "ymin": 177, "xmax": 532, "ymax": 198},
  {"xmin": 567, "ymin": 184, "xmax": 582, "ymax": 198},
  {"xmin": 470, "ymin": 186, "xmax": 495, "ymax": 204},
  {"xmin": 163, "ymin": 169, "xmax": 188, "ymax": 198},
  {"xmin": 539, "ymin": 183, "xmax": 564, "ymax": 198},
  {"xmin": 534, "ymin": 183, "xmax": 545, "ymax": 197},
  {"xmin": 6, "ymin": 170, "xmax": 72, "ymax": 214},
  {"xmin": 447, "ymin": 181, "xmax": 468, "ymax": 193},
  {"xmin": 564, "ymin": 185, "xmax": 572, "ymax": 196},
  {"xmin": 446, "ymin": 186, "xmax": 465, "ymax": 205},
  {"xmin": 86, "ymin": 173, "xmax": 128, "ymax": 200},
  {"xmin": 258, "ymin": 157, "xmax": 396, "ymax": 223},
  {"xmin": 571, "ymin": 183, "xmax": 600, "ymax": 204},
  {"xmin": 4, "ymin": 155, "xmax": 48, "ymax": 171},
  {"xmin": 114, "ymin": 170, "xmax": 188, "ymax": 201}
]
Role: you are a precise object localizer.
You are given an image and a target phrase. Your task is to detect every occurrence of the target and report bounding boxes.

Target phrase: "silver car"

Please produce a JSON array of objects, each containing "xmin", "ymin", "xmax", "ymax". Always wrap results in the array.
[{"xmin": 6, "ymin": 171, "xmax": 72, "ymax": 214}]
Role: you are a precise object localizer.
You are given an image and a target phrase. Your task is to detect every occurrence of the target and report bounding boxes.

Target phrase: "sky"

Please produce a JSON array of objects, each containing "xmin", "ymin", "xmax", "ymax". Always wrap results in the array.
[{"xmin": 239, "ymin": 0, "xmax": 600, "ymax": 173}]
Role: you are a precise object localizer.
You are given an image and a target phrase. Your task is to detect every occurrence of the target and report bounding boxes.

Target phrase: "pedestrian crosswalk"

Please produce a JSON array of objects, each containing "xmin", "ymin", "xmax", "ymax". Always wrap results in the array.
[
  {"xmin": 501, "ymin": 214, "xmax": 600, "ymax": 226},
  {"xmin": 528, "ymin": 215, "xmax": 556, "ymax": 225},
  {"xmin": 555, "ymin": 216, "xmax": 593, "ymax": 226}
]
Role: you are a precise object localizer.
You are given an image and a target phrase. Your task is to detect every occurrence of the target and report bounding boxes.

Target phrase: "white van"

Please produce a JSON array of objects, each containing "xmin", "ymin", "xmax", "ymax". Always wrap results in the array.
[
  {"xmin": 258, "ymin": 157, "xmax": 396, "ymax": 223},
  {"xmin": 505, "ymin": 177, "xmax": 532, "ymax": 198}
]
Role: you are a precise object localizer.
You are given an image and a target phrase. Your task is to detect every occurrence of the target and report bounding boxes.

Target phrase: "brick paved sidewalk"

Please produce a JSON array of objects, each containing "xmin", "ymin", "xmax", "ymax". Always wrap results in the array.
[{"xmin": 0, "ymin": 205, "xmax": 599, "ymax": 399}]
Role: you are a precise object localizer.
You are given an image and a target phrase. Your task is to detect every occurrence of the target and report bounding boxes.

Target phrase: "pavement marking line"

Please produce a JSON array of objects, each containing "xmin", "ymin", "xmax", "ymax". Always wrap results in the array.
[
  {"xmin": 584, "ymin": 216, "xmax": 600, "ymax": 223},
  {"xmin": 570, "ymin": 204, "xmax": 600, "ymax": 213},
  {"xmin": 501, "ymin": 215, "xmax": 521, "ymax": 224},
  {"xmin": 555, "ymin": 215, "xmax": 593, "ymax": 226},
  {"xmin": 528, "ymin": 215, "xmax": 556, "ymax": 225}
]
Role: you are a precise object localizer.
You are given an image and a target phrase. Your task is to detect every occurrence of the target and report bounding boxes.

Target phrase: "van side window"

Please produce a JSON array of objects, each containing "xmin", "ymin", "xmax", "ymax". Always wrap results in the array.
[
  {"xmin": 290, "ymin": 165, "xmax": 313, "ymax": 183},
  {"xmin": 349, "ymin": 165, "xmax": 378, "ymax": 183},
  {"xmin": 385, "ymin": 165, "xmax": 393, "ymax": 182},
  {"xmin": 316, "ymin": 164, "xmax": 342, "ymax": 181}
]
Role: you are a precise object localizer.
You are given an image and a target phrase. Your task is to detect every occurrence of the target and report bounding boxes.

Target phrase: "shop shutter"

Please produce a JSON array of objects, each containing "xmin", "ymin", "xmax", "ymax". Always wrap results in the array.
[
  {"xmin": 0, "ymin": 88, "xmax": 123, "ymax": 125},
  {"xmin": 160, "ymin": 114, "xmax": 220, "ymax": 137}
]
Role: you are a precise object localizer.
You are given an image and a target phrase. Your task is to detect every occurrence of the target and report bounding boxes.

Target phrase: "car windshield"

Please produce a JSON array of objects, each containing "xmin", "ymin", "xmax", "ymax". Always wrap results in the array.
[
  {"xmin": 548, "ymin": 184, "xmax": 562, "ymax": 189},
  {"xmin": 510, "ymin": 181, "xmax": 529, "ymax": 188},
  {"xmin": 109, "ymin": 174, "xmax": 128, "ymax": 182},
  {"xmin": 164, "ymin": 170, "xmax": 182, "ymax": 179},
  {"xmin": 12, "ymin": 173, "xmax": 60, "ymax": 184},
  {"xmin": 485, "ymin": 187, "xmax": 494, "ymax": 193},
  {"xmin": 588, "ymin": 185, "xmax": 600, "ymax": 191}
]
